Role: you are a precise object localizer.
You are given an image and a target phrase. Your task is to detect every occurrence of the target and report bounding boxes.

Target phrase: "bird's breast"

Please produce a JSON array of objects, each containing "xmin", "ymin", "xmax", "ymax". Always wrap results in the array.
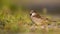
[{"xmin": 31, "ymin": 17, "xmax": 43, "ymax": 25}]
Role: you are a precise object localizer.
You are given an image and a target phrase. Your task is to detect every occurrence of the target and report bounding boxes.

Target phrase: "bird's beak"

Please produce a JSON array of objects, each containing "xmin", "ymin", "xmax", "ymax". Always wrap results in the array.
[{"xmin": 30, "ymin": 13, "xmax": 32, "ymax": 16}]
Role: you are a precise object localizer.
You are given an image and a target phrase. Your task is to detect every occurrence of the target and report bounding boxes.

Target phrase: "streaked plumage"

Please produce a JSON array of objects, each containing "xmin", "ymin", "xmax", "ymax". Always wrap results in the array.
[
  {"xmin": 30, "ymin": 10, "xmax": 58, "ymax": 31},
  {"xmin": 30, "ymin": 10, "xmax": 49, "ymax": 31}
]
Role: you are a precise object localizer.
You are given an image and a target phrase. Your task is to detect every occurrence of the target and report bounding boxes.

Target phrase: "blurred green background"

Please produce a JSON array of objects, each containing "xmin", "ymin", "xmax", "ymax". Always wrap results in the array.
[
  {"xmin": 0, "ymin": 0, "xmax": 60, "ymax": 34},
  {"xmin": 0, "ymin": 0, "xmax": 32, "ymax": 33}
]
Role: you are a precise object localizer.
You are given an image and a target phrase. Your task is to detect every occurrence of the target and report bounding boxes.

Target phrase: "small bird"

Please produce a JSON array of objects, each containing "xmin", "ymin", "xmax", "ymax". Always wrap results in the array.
[
  {"xmin": 30, "ymin": 10, "xmax": 49, "ymax": 31},
  {"xmin": 30, "ymin": 10, "xmax": 58, "ymax": 31}
]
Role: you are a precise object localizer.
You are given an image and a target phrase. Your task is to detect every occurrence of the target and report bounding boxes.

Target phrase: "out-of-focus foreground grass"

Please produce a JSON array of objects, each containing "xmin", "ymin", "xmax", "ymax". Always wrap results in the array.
[
  {"xmin": 0, "ymin": 0, "xmax": 60, "ymax": 34},
  {"xmin": 0, "ymin": 0, "xmax": 32, "ymax": 34}
]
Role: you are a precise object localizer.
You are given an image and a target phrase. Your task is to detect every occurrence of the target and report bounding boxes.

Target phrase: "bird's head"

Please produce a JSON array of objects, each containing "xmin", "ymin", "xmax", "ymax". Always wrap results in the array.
[
  {"xmin": 30, "ymin": 10, "xmax": 37, "ymax": 16},
  {"xmin": 30, "ymin": 10, "xmax": 42, "ymax": 18}
]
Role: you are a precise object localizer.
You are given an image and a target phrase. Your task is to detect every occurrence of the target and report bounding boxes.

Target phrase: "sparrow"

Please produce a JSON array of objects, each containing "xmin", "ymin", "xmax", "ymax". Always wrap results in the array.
[
  {"xmin": 30, "ymin": 10, "xmax": 48, "ymax": 25},
  {"xmin": 30, "ymin": 10, "xmax": 57, "ymax": 31},
  {"xmin": 30, "ymin": 10, "xmax": 49, "ymax": 31}
]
